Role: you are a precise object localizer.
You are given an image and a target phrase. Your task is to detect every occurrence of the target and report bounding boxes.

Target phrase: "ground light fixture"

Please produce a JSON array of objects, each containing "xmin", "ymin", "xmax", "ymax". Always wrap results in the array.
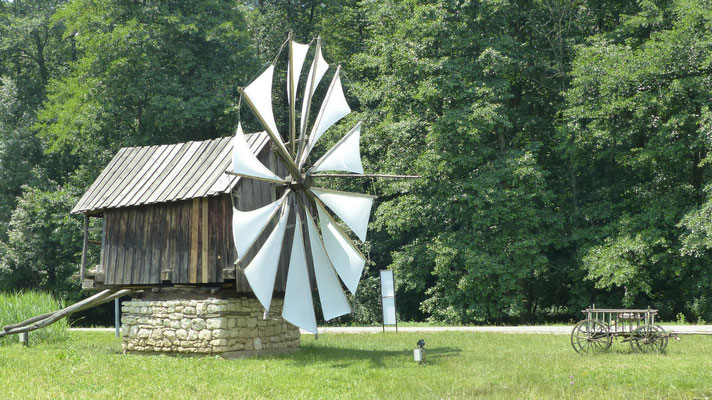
[{"xmin": 414, "ymin": 339, "xmax": 425, "ymax": 363}]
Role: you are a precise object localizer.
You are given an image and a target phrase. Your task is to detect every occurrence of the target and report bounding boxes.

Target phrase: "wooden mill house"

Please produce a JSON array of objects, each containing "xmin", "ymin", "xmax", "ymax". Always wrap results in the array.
[
  {"xmin": 72, "ymin": 132, "xmax": 293, "ymax": 292},
  {"xmin": 72, "ymin": 132, "xmax": 304, "ymax": 356}
]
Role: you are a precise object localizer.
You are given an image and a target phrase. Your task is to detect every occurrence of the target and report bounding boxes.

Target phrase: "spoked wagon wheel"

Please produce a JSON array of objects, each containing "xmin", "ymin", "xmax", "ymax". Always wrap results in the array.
[
  {"xmin": 630, "ymin": 325, "xmax": 668, "ymax": 353},
  {"xmin": 571, "ymin": 319, "xmax": 612, "ymax": 354}
]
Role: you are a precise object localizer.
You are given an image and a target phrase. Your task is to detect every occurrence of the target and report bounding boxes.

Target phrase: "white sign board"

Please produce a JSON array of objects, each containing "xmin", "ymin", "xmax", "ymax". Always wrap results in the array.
[
  {"xmin": 380, "ymin": 270, "xmax": 395, "ymax": 297},
  {"xmin": 382, "ymin": 297, "xmax": 396, "ymax": 325},
  {"xmin": 379, "ymin": 270, "xmax": 397, "ymax": 328}
]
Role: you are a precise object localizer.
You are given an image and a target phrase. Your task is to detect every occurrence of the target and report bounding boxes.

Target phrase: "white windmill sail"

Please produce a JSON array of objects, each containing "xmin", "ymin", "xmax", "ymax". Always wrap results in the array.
[
  {"xmin": 234, "ymin": 36, "xmax": 388, "ymax": 327},
  {"xmin": 232, "ymin": 194, "xmax": 287, "ymax": 259},
  {"xmin": 317, "ymin": 202, "xmax": 365, "ymax": 294},
  {"xmin": 304, "ymin": 205, "xmax": 351, "ymax": 320},
  {"xmin": 311, "ymin": 122, "xmax": 364, "ymax": 174},
  {"xmin": 300, "ymin": 43, "xmax": 329, "ymax": 136},
  {"xmin": 243, "ymin": 65, "xmax": 283, "ymax": 146},
  {"xmin": 281, "ymin": 212, "xmax": 318, "ymax": 334},
  {"xmin": 287, "ymin": 41, "xmax": 309, "ymax": 105},
  {"xmin": 243, "ymin": 204, "xmax": 290, "ymax": 313},
  {"xmin": 311, "ymin": 187, "xmax": 374, "ymax": 242},
  {"xmin": 301, "ymin": 69, "xmax": 351, "ymax": 165},
  {"xmin": 232, "ymin": 123, "xmax": 286, "ymax": 183}
]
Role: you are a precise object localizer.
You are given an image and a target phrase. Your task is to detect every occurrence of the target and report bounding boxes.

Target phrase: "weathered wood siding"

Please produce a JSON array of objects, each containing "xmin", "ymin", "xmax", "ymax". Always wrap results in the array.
[
  {"xmin": 103, "ymin": 195, "xmax": 225, "ymax": 286},
  {"xmin": 100, "ymin": 146, "xmax": 294, "ymax": 292}
]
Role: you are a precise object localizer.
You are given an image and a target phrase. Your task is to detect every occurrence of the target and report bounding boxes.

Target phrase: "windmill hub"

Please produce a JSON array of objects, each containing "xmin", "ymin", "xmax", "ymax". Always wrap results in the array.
[
  {"xmin": 301, "ymin": 173, "xmax": 313, "ymax": 189},
  {"xmin": 286, "ymin": 175, "xmax": 311, "ymax": 191}
]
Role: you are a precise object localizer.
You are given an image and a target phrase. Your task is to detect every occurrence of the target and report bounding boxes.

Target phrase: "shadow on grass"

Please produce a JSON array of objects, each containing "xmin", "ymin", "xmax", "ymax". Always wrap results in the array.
[{"xmin": 287, "ymin": 345, "xmax": 462, "ymax": 368}]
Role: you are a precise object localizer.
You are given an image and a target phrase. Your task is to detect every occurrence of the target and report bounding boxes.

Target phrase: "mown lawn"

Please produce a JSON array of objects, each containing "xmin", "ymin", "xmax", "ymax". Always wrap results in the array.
[{"xmin": 1, "ymin": 330, "xmax": 711, "ymax": 399}]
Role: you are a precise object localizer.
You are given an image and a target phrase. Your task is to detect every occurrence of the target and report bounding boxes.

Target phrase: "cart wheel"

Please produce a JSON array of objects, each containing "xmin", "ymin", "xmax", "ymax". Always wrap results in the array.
[
  {"xmin": 656, "ymin": 325, "xmax": 669, "ymax": 352},
  {"xmin": 571, "ymin": 319, "xmax": 611, "ymax": 354},
  {"xmin": 629, "ymin": 325, "xmax": 667, "ymax": 353}
]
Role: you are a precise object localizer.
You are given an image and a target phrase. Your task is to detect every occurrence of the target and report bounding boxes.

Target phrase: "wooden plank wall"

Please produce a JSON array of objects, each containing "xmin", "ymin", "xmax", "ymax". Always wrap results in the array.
[
  {"xmin": 100, "ymin": 145, "xmax": 294, "ymax": 292},
  {"xmin": 102, "ymin": 195, "xmax": 233, "ymax": 286}
]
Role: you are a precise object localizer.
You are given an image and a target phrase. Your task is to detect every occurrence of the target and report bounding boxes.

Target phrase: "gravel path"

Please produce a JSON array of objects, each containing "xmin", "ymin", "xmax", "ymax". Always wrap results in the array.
[
  {"xmin": 304, "ymin": 325, "xmax": 712, "ymax": 335},
  {"xmin": 69, "ymin": 325, "xmax": 712, "ymax": 335}
]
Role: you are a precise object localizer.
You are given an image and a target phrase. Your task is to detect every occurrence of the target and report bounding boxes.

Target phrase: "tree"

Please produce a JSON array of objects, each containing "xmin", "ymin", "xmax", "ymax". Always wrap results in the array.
[
  {"xmin": 0, "ymin": 78, "xmax": 44, "ymax": 237},
  {"xmin": 0, "ymin": 186, "xmax": 82, "ymax": 300},
  {"xmin": 0, "ymin": 0, "xmax": 72, "ymax": 109},
  {"xmin": 37, "ymin": 0, "xmax": 259, "ymax": 184},
  {"xmin": 563, "ymin": 0, "xmax": 712, "ymax": 318},
  {"xmin": 353, "ymin": 0, "xmax": 572, "ymax": 323}
]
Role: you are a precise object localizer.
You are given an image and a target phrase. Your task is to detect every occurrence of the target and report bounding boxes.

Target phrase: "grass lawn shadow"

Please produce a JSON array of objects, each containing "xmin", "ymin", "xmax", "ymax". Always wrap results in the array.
[
  {"xmin": 425, "ymin": 346, "xmax": 462, "ymax": 360},
  {"xmin": 288, "ymin": 341, "xmax": 462, "ymax": 368}
]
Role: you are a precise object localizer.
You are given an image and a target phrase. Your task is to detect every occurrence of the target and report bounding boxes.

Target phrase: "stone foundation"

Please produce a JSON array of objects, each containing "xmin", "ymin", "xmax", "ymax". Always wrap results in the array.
[{"xmin": 121, "ymin": 295, "xmax": 300, "ymax": 357}]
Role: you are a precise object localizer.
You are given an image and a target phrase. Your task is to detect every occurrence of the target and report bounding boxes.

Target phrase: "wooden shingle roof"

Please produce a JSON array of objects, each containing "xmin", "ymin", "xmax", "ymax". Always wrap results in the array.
[{"xmin": 71, "ymin": 132, "xmax": 270, "ymax": 214}]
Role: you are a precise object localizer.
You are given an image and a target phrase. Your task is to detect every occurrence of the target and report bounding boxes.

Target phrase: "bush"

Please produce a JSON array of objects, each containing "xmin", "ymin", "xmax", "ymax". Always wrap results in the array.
[
  {"xmin": 0, "ymin": 291, "xmax": 69, "ymax": 345},
  {"xmin": 0, "ymin": 186, "xmax": 82, "ymax": 300}
]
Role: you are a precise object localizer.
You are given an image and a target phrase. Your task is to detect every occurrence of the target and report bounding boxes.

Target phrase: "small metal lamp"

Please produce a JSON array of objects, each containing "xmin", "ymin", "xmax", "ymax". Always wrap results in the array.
[{"xmin": 414, "ymin": 339, "xmax": 425, "ymax": 363}]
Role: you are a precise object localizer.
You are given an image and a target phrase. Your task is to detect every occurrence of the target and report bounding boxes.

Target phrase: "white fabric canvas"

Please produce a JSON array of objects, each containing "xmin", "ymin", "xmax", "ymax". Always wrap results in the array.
[
  {"xmin": 305, "ymin": 206, "xmax": 351, "ymax": 320},
  {"xmin": 232, "ymin": 123, "xmax": 285, "ymax": 182},
  {"xmin": 243, "ymin": 65, "xmax": 282, "ymax": 144},
  {"xmin": 300, "ymin": 45, "xmax": 329, "ymax": 136},
  {"xmin": 310, "ymin": 187, "xmax": 374, "ymax": 242},
  {"xmin": 312, "ymin": 122, "xmax": 364, "ymax": 174},
  {"xmin": 243, "ymin": 205, "xmax": 290, "ymax": 313},
  {"xmin": 232, "ymin": 196, "xmax": 285, "ymax": 259},
  {"xmin": 304, "ymin": 71, "xmax": 351, "ymax": 160},
  {"xmin": 287, "ymin": 41, "xmax": 309, "ymax": 105},
  {"xmin": 281, "ymin": 213, "xmax": 318, "ymax": 334},
  {"xmin": 317, "ymin": 203, "xmax": 365, "ymax": 294}
]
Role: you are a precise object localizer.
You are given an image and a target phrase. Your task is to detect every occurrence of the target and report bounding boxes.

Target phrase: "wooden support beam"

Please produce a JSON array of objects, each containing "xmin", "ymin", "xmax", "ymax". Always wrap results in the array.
[
  {"xmin": 160, "ymin": 270, "xmax": 173, "ymax": 282},
  {"xmin": 201, "ymin": 198, "xmax": 209, "ymax": 283},
  {"xmin": 80, "ymin": 214, "xmax": 89, "ymax": 282},
  {"xmin": 1, "ymin": 289, "xmax": 131, "ymax": 336},
  {"xmin": 224, "ymin": 171, "xmax": 286, "ymax": 185},
  {"xmin": 189, "ymin": 198, "xmax": 199, "ymax": 284},
  {"xmin": 288, "ymin": 32, "xmax": 296, "ymax": 157},
  {"xmin": 222, "ymin": 268, "xmax": 236, "ymax": 280},
  {"xmin": 310, "ymin": 173, "xmax": 421, "ymax": 179}
]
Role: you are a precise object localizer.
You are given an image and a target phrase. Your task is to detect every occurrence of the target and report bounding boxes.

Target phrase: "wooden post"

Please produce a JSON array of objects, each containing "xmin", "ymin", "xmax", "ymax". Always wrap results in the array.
[
  {"xmin": 296, "ymin": 37, "xmax": 322, "ymax": 165},
  {"xmin": 115, "ymin": 298, "xmax": 120, "ymax": 338},
  {"xmin": 80, "ymin": 214, "xmax": 89, "ymax": 282},
  {"xmin": 394, "ymin": 273, "xmax": 399, "ymax": 333},
  {"xmin": 288, "ymin": 32, "xmax": 296, "ymax": 157}
]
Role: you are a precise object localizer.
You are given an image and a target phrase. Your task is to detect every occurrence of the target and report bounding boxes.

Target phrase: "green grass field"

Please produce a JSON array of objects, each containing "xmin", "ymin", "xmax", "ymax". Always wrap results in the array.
[{"xmin": 1, "ymin": 330, "xmax": 711, "ymax": 399}]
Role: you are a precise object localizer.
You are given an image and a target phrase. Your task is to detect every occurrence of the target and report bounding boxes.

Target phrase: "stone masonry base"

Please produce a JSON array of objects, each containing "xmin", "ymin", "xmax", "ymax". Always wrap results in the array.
[{"xmin": 121, "ymin": 294, "xmax": 300, "ymax": 357}]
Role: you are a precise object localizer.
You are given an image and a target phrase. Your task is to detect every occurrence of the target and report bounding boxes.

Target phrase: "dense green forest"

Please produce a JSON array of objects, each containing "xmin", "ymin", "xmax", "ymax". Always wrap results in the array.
[{"xmin": 2, "ymin": 0, "xmax": 712, "ymax": 325}]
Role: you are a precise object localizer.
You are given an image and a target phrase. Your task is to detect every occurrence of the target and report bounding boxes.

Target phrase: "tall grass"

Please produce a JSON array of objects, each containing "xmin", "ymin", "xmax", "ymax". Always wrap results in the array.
[{"xmin": 0, "ymin": 291, "xmax": 69, "ymax": 345}]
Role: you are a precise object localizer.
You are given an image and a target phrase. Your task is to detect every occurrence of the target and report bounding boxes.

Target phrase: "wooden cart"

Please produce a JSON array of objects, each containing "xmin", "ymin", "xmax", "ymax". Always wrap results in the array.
[{"xmin": 571, "ymin": 307, "xmax": 674, "ymax": 354}]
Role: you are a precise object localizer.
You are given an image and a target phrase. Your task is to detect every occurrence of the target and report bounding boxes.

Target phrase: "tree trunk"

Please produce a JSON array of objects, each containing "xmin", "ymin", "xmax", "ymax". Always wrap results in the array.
[
  {"xmin": 570, "ymin": 167, "xmax": 578, "ymax": 208},
  {"xmin": 519, "ymin": 278, "xmax": 533, "ymax": 324},
  {"xmin": 497, "ymin": 130, "xmax": 506, "ymax": 152},
  {"xmin": 32, "ymin": 32, "xmax": 48, "ymax": 85}
]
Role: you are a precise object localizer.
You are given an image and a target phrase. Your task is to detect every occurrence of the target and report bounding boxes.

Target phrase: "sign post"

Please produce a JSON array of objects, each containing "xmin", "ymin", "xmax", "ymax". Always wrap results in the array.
[{"xmin": 380, "ymin": 269, "xmax": 398, "ymax": 332}]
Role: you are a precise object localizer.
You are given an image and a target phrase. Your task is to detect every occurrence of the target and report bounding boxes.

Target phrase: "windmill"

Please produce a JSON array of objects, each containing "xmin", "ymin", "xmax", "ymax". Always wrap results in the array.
[
  {"xmin": 1, "ymin": 35, "xmax": 415, "ymax": 353},
  {"xmin": 228, "ymin": 34, "xmax": 415, "ymax": 334}
]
